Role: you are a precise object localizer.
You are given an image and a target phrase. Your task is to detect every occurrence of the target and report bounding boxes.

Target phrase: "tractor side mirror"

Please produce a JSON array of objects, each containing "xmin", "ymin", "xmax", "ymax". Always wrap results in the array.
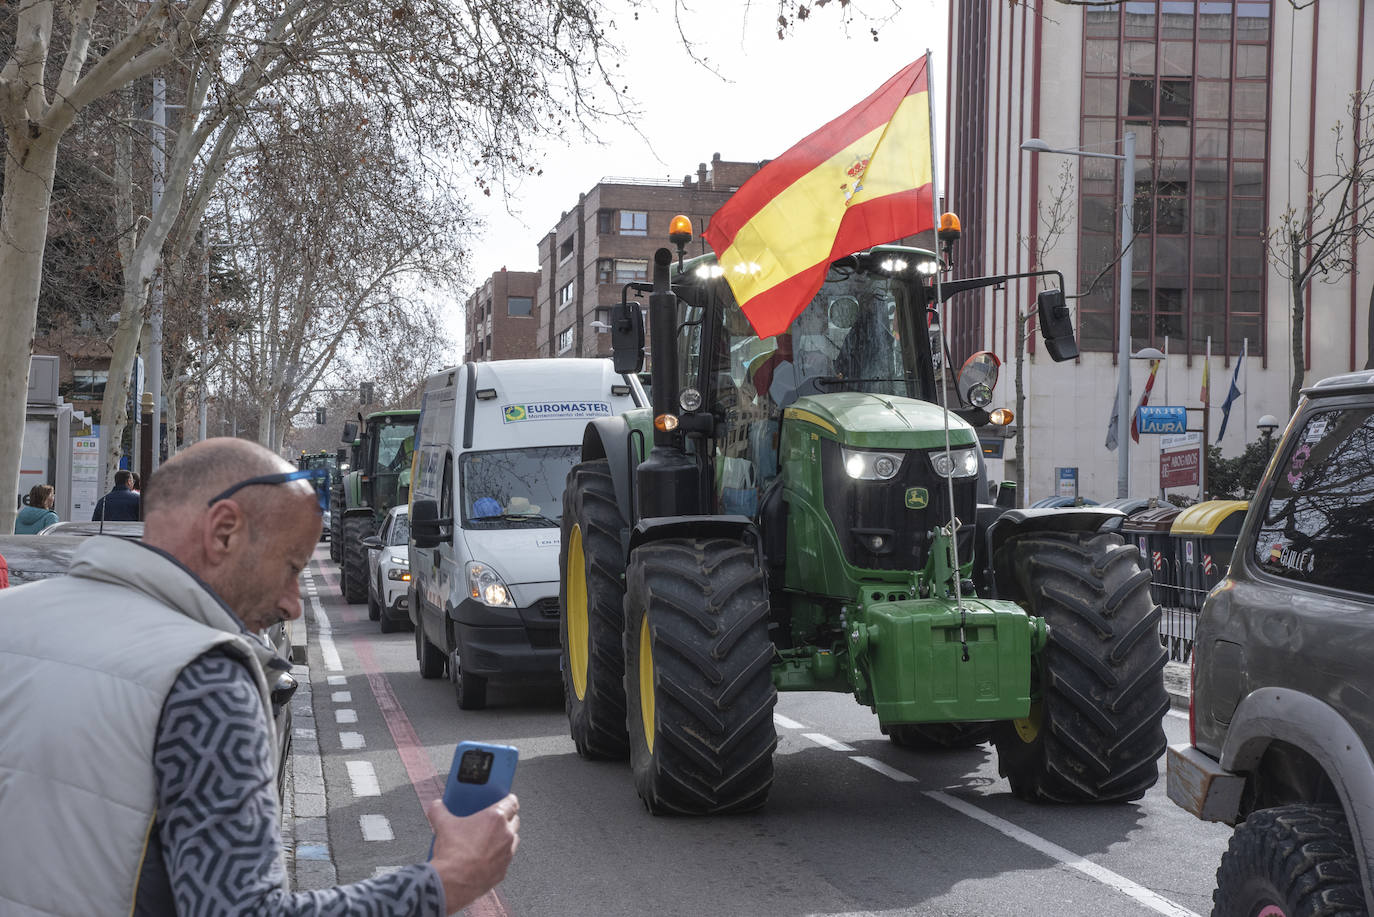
[
  {"xmin": 411, "ymin": 498, "xmax": 452, "ymax": 549},
  {"xmin": 1036, "ymin": 289, "xmax": 1079, "ymax": 362},
  {"xmin": 341, "ymin": 421, "xmax": 358, "ymax": 444},
  {"xmin": 611, "ymin": 301, "xmax": 646, "ymax": 374}
]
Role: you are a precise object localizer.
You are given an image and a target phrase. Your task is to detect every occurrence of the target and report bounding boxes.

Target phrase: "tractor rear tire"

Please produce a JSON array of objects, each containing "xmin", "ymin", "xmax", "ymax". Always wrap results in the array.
[
  {"xmin": 887, "ymin": 723, "xmax": 994, "ymax": 750},
  {"xmin": 341, "ymin": 516, "xmax": 372, "ymax": 604},
  {"xmin": 329, "ymin": 490, "xmax": 343, "ymax": 562},
  {"xmin": 992, "ymin": 531, "xmax": 1168, "ymax": 803},
  {"xmin": 1212, "ymin": 805, "xmax": 1366, "ymax": 917},
  {"xmin": 624, "ymin": 538, "xmax": 777, "ymax": 815},
  {"xmin": 560, "ymin": 460, "xmax": 630, "ymax": 760}
]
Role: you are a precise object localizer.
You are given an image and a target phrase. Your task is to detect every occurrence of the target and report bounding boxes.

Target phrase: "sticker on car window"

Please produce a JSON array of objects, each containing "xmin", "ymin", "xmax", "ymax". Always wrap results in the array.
[{"xmin": 1304, "ymin": 418, "xmax": 1329, "ymax": 442}]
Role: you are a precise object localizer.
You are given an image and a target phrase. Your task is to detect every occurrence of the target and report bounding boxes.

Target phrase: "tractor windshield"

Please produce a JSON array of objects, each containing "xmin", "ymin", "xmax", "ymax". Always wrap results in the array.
[
  {"xmin": 369, "ymin": 417, "xmax": 418, "ymax": 512},
  {"xmin": 459, "ymin": 445, "xmax": 581, "ymax": 529}
]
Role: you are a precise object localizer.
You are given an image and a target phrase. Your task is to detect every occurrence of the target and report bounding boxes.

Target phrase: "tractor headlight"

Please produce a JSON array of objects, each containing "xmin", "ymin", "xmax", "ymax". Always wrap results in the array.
[
  {"xmin": 929, "ymin": 447, "xmax": 980, "ymax": 478},
  {"xmin": 841, "ymin": 447, "xmax": 904, "ymax": 481},
  {"xmin": 466, "ymin": 561, "xmax": 514, "ymax": 607}
]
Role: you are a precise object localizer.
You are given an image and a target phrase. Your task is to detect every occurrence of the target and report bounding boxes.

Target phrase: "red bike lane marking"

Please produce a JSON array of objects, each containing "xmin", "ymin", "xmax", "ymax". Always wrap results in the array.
[{"xmin": 351, "ymin": 638, "xmax": 513, "ymax": 917}]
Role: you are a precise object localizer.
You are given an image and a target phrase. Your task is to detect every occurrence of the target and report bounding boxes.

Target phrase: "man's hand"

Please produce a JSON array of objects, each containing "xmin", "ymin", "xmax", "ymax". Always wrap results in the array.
[{"xmin": 427, "ymin": 794, "xmax": 520, "ymax": 914}]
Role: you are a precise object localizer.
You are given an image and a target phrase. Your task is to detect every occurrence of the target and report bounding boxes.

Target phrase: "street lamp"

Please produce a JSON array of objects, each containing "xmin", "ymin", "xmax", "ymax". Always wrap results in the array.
[
  {"xmin": 1022, "ymin": 131, "xmax": 1137, "ymax": 498},
  {"xmin": 1256, "ymin": 414, "xmax": 1280, "ymax": 461}
]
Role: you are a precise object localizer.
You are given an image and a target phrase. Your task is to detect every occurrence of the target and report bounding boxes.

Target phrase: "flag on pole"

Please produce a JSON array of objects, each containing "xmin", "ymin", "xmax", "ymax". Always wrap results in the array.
[
  {"xmin": 1131, "ymin": 360, "xmax": 1161, "ymax": 443},
  {"xmin": 703, "ymin": 56, "xmax": 936, "ymax": 337},
  {"xmin": 1216, "ymin": 339, "xmax": 1248, "ymax": 441},
  {"xmin": 1106, "ymin": 396, "xmax": 1120, "ymax": 451}
]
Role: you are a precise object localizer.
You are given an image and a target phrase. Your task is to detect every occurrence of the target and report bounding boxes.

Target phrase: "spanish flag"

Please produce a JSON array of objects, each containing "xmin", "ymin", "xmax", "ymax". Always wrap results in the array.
[{"xmin": 703, "ymin": 56, "xmax": 935, "ymax": 338}]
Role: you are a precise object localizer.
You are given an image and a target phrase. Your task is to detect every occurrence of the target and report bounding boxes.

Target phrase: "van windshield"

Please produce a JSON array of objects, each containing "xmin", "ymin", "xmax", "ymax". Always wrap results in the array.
[{"xmin": 459, "ymin": 445, "xmax": 580, "ymax": 529}]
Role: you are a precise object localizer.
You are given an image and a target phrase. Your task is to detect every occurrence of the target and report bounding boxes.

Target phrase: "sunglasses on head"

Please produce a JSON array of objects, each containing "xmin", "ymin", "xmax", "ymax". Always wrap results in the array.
[{"xmin": 206, "ymin": 468, "xmax": 330, "ymax": 513}]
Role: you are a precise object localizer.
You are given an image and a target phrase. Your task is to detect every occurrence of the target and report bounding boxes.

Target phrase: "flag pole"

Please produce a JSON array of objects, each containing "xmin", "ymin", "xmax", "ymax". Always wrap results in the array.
[
  {"xmin": 1243, "ymin": 337, "xmax": 1249, "ymax": 438},
  {"xmin": 925, "ymin": 50, "xmax": 969, "ymax": 630}
]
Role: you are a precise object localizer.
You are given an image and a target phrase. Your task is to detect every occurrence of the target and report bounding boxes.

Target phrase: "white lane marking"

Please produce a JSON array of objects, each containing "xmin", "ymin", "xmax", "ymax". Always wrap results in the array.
[
  {"xmin": 327, "ymin": 675, "xmax": 347, "ymax": 686},
  {"xmin": 1166, "ymin": 709, "xmax": 1189, "ymax": 722},
  {"xmin": 340, "ymin": 731, "xmax": 366, "ymax": 750},
  {"xmin": 803, "ymin": 732, "xmax": 855, "ymax": 752},
  {"xmin": 360, "ymin": 813, "xmax": 394, "ymax": 841},
  {"xmin": 851, "ymin": 756, "xmax": 918, "ymax": 782},
  {"xmin": 310, "ymin": 589, "xmax": 342, "ymax": 672},
  {"xmin": 332, "ymin": 691, "xmax": 352, "ymax": 703},
  {"xmin": 925, "ymin": 790, "xmax": 1200, "ymax": 917},
  {"xmin": 773, "ymin": 713, "xmax": 805, "ymax": 730},
  {"xmin": 346, "ymin": 760, "xmax": 381, "ymax": 797},
  {"xmin": 335, "ymin": 709, "xmax": 357, "ymax": 724}
]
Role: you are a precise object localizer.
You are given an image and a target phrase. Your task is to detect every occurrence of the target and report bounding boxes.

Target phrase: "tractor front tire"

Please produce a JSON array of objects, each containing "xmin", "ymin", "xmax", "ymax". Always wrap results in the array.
[
  {"xmin": 341, "ymin": 516, "xmax": 372, "ymax": 604},
  {"xmin": 624, "ymin": 538, "xmax": 777, "ymax": 815},
  {"xmin": 1213, "ymin": 805, "xmax": 1366, "ymax": 917},
  {"xmin": 329, "ymin": 491, "xmax": 343, "ymax": 562},
  {"xmin": 887, "ymin": 723, "xmax": 993, "ymax": 750},
  {"xmin": 992, "ymin": 531, "xmax": 1168, "ymax": 803},
  {"xmin": 560, "ymin": 460, "xmax": 630, "ymax": 760}
]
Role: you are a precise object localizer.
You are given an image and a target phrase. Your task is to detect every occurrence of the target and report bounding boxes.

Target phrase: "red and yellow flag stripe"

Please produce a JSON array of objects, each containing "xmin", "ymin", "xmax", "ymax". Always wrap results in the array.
[{"xmin": 703, "ymin": 56, "xmax": 935, "ymax": 338}]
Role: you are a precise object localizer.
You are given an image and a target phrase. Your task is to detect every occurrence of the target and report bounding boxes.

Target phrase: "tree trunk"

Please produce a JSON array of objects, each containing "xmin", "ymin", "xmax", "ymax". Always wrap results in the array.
[
  {"xmin": 1290, "ymin": 259, "xmax": 1306, "ymax": 414},
  {"xmin": 0, "ymin": 131, "xmax": 62, "ymax": 533}
]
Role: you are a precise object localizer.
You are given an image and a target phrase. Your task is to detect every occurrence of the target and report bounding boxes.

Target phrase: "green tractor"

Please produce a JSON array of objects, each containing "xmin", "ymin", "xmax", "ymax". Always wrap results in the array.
[
  {"xmin": 558, "ymin": 218, "xmax": 1168, "ymax": 815},
  {"xmin": 296, "ymin": 450, "xmax": 339, "ymax": 546},
  {"xmin": 335, "ymin": 409, "xmax": 420, "ymax": 604}
]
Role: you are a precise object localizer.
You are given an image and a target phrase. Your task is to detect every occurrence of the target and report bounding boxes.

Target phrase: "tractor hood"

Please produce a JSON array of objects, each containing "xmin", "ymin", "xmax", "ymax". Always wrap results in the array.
[{"xmin": 784, "ymin": 392, "xmax": 979, "ymax": 450}]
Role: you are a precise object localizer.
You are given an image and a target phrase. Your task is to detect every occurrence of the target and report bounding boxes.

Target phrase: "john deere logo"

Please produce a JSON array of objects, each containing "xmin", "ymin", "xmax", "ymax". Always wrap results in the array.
[
  {"xmin": 905, "ymin": 487, "xmax": 929, "ymax": 510},
  {"xmin": 503, "ymin": 404, "xmax": 527, "ymax": 422}
]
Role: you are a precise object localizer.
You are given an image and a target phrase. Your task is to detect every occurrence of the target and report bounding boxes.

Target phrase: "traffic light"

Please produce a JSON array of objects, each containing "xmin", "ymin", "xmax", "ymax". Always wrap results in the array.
[
  {"xmin": 360, "ymin": 381, "xmax": 374, "ymax": 404},
  {"xmin": 315, "ymin": 407, "xmax": 327, "ymax": 425}
]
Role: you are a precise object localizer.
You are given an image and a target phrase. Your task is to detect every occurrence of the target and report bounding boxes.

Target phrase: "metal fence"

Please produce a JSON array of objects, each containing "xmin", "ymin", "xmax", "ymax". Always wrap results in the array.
[{"xmin": 1146, "ymin": 551, "xmax": 1212, "ymax": 664}]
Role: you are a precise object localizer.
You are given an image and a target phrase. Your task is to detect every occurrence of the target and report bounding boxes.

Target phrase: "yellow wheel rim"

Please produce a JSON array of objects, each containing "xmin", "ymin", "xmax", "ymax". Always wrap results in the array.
[
  {"xmin": 639, "ymin": 612, "xmax": 655, "ymax": 753},
  {"xmin": 566, "ymin": 524, "xmax": 589, "ymax": 701},
  {"xmin": 1013, "ymin": 701, "xmax": 1043, "ymax": 743}
]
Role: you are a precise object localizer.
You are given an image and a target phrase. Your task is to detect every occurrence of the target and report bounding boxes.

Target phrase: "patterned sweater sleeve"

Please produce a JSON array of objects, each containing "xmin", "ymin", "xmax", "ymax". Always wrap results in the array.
[{"xmin": 154, "ymin": 650, "xmax": 447, "ymax": 916}]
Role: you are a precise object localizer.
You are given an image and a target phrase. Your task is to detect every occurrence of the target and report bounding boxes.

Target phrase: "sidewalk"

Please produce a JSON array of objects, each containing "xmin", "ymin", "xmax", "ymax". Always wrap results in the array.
[{"xmin": 1164, "ymin": 659, "xmax": 1190, "ymax": 711}]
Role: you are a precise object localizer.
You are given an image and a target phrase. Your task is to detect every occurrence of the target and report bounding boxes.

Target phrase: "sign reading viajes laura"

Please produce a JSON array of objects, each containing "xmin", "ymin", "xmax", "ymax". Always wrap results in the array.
[{"xmin": 503, "ymin": 401, "xmax": 612, "ymax": 424}]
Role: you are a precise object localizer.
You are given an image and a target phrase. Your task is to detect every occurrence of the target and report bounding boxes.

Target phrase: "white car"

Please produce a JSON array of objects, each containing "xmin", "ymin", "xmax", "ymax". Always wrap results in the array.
[{"xmin": 363, "ymin": 506, "xmax": 410, "ymax": 633}]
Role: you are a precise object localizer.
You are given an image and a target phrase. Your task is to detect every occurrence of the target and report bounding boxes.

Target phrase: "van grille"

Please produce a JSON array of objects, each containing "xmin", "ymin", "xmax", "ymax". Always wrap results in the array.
[{"xmin": 531, "ymin": 597, "xmax": 561, "ymax": 619}]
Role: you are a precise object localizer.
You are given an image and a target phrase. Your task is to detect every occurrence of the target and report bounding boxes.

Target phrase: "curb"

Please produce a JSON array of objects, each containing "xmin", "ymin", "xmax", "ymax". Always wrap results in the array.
[
  {"xmin": 1163, "ymin": 660, "xmax": 1189, "ymax": 711},
  {"xmin": 289, "ymin": 567, "xmax": 338, "ymax": 891}
]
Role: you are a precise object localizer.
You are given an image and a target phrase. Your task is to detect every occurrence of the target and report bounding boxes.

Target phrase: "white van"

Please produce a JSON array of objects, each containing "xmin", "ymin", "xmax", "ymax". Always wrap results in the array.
[{"xmin": 408, "ymin": 358, "xmax": 645, "ymax": 709}]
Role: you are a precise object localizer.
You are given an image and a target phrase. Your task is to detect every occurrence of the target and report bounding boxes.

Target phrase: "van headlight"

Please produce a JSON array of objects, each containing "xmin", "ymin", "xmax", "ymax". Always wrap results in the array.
[
  {"xmin": 841, "ymin": 447, "xmax": 904, "ymax": 481},
  {"xmin": 466, "ymin": 561, "xmax": 514, "ymax": 607},
  {"xmin": 929, "ymin": 447, "xmax": 980, "ymax": 478}
]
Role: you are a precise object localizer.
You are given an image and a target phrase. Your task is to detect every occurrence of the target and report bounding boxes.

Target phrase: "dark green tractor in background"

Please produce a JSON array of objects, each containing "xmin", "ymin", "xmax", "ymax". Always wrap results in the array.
[
  {"xmin": 558, "ymin": 216, "xmax": 1168, "ymax": 815},
  {"xmin": 333, "ymin": 409, "xmax": 420, "ymax": 604},
  {"xmin": 297, "ymin": 450, "xmax": 339, "ymax": 547}
]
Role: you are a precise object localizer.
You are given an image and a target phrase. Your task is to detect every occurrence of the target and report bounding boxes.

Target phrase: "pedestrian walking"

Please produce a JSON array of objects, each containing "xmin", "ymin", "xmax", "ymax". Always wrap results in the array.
[
  {"xmin": 91, "ymin": 469, "xmax": 141, "ymax": 521},
  {"xmin": 0, "ymin": 438, "xmax": 519, "ymax": 915},
  {"xmin": 14, "ymin": 483, "xmax": 60, "ymax": 533},
  {"xmin": 0, "ymin": 550, "xmax": 8, "ymax": 589}
]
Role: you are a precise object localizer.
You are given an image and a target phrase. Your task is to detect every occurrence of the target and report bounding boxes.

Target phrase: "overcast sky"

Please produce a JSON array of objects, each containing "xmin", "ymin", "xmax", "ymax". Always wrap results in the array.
[{"xmin": 450, "ymin": 0, "xmax": 948, "ymax": 342}]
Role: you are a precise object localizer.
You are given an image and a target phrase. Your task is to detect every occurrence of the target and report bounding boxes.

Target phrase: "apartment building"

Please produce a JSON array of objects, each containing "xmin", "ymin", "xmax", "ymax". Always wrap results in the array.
[{"xmin": 463, "ymin": 268, "xmax": 541, "ymax": 362}]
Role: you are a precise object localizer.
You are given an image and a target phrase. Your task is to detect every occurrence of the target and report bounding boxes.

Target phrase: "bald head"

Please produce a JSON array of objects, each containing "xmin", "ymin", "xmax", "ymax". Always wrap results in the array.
[{"xmin": 144, "ymin": 438, "xmax": 295, "ymax": 518}]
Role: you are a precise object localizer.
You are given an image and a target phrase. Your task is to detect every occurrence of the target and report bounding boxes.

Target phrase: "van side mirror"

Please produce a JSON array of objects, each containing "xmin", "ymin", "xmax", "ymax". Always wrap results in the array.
[
  {"xmin": 1036, "ymin": 289, "xmax": 1078, "ymax": 362},
  {"xmin": 411, "ymin": 499, "xmax": 452, "ymax": 549},
  {"xmin": 611, "ymin": 301, "xmax": 645, "ymax": 374},
  {"xmin": 341, "ymin": 421, "xmax": 358, "ymax": 444}
]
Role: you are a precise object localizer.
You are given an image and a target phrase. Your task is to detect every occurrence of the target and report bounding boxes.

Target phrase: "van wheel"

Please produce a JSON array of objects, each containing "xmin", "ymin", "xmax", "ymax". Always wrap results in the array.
[
  {"xmin": 560, "ymin": 460, "xmax": 630, "ymax": 760},
  {"xmin": 453, "ymin": 651, "xmax": 488, "ymax": 711},
  {"xmin": 416, "ymin": 612, "xmax": 446, "ymax": 679},
  {"xmin": 367, "ymin": 582, "xmax": 381, "ymax": 621},
  {"xmin": 1213, "ymin": 804, "xmax": 1366, "ymax": 917},
  {"xmin": 379, "ymin": 581, "xmax": 401, "ymax": 634}
]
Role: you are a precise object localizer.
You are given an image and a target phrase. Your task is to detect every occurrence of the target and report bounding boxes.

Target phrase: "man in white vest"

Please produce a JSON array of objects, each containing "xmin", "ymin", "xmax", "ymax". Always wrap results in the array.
[{"xmin": 0, "ymin": 437, "xmax": 519, "ymax": 916}]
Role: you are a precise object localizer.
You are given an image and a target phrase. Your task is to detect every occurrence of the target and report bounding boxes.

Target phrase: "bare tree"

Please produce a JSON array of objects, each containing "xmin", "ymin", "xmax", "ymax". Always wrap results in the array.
[{"xmin": 1266, "ymin": 84, "xmax": 1374, "ymax": 412}]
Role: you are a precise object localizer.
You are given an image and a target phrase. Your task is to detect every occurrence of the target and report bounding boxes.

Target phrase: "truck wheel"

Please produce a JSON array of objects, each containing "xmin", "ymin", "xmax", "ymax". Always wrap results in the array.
[
  {"xmin": 560, "ymin": 460, "xmax": 630, "ymax": 760},
  {"xmin": 341, "ymin": 516, "xmax": 371, "ymax": 604},
  {"xmin": 1213, "ymin": 805, "xmax": 1366, "ymax": 917},
  {"xmin": 624, "ymin": 538, "xmax": 777, "ymax": 815},
  {"xmin": 415, "ymin": 611, "xmax": 446, "ymax": 679},
  {"xmin": 992, "ymin": 531, "xmax": 1168, "ymax": 803},
  {"xmin": 887, "ymin": 723, "xmax": 993, "ymax": 750},
  {"xmin": 453, "ymin": 650, "xmax": 488, "ymax": 711}
]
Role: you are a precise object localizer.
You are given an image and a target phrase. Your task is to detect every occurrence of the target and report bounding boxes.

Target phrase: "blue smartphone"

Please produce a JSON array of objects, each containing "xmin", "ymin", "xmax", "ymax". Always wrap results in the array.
[{"xmin": 429, "ymin": 742, "xmax": 518, "ymax": 858}]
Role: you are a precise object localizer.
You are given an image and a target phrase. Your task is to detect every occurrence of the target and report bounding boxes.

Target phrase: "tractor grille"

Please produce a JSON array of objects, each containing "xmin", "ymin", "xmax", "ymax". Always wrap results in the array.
[{"xmin": 820, "ymin": 439, "xmax": 977, "ymax": 572}]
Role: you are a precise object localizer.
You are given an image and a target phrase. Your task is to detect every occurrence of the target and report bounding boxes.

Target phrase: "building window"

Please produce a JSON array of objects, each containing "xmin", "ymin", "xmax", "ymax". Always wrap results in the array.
[
  {"xmin": 1077, "ymin": 0, "xmax": 1268, "ymax": 359},
  {"xmin": 558, "ymin": 281, "xmax": 574, "ymax": 310},
  {"xmin": 614, "ymin": 259, "xmax": 649, "ymax": 284},
  {"xmin": 619, "ymin": 210, "xmax": 648, "ymax": 236},
  {"xmin": 508, "ymin": 296, "xmax": 533, "ymax": 317},
  {"xmin": 597, "ymin": 258, "xmax": 614, "ymax": 284},
  {"xmin": 71, "ymin": 369, "xmax": 107, "ymax": 396},
  {"xmin": 598, "ymin": 209, "xmax": 614, "ymax": 234},
  {"xmin": 558, "ymin": 327, "xmax": 575, "ymax": 354},
  {"xmin": 559, "ymin": 236, "xmax": 575, "ymax": 262},
  {"xmin": 485, "ymin": 333, "xmax": 492, "ymax": 354}
]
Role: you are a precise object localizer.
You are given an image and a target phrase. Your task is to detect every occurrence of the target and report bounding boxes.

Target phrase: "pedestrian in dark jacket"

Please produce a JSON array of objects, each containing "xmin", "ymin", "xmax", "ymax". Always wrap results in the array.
[{"xmin": 92, "ymin": 470, "xmax": 141, "ymax": 521}]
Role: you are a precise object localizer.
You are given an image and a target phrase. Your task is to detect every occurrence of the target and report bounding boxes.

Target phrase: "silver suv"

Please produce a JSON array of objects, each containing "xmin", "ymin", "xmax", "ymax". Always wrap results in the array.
[{"xmin": 1168, "ymin": 370, "xmax": 1374, "ymax": 916}]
